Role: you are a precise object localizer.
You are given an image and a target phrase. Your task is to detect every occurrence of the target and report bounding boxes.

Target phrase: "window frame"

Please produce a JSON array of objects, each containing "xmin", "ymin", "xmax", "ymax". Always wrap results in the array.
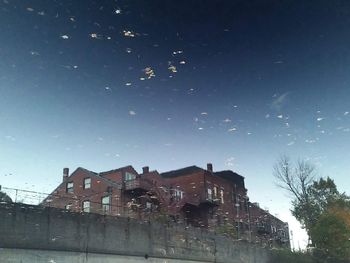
[
  {"xmin": 66, "ymin": 181, "xmax": 74, "ymax": 193},
  {"xmin": 83, "ymin": 177, "xmax": 91, "ymax": 189},
  {"xmin": 174, "ymin": 189, "xmax": 184, "ymax": 200},
  {"xmin": 124, "ymin": 172, "xmax": 136, "ymax": 182},
  {"xmin": 213, "ymin": 186, "xmax": 218, "ymax": 199},
  {"xmin": 101, "ymin": 195, "xmax": 111, "ymax": 213},
  {"xmin": 207, "ymin": 188, "xmax": 213, "ymax": 200},
  {"xmin": 220, "ymin": 189, "xmax": 224, "ymax": 204},
  {"xmin": 82, "ymin": 200, "xmax": 90, "ymax": 213}
]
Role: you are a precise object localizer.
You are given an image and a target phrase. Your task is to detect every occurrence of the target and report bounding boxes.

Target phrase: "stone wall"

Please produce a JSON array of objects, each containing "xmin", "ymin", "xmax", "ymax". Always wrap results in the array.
[{"xmin": 0, "ymin": 203, "xmax": 270, "ymax": 263}]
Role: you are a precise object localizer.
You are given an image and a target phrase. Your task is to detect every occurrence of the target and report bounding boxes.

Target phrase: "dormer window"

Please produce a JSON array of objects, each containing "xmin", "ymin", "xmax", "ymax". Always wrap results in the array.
[
  {"xmin": 66, "ymin": 182, "xmax": 74, "ymax": 193},
  {"xmin": 84, "ymin": 178, "xmax": 91, "ymax": 189},
  {"xmin": 124, "ymin": 172, "xmax": 136, "ymax": 181}
]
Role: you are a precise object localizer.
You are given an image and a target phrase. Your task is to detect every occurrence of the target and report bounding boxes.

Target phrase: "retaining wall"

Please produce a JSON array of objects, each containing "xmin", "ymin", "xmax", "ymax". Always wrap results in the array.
[{"xmin": 0, "ymin": 203, "xmax": 269, "ymax": 263}]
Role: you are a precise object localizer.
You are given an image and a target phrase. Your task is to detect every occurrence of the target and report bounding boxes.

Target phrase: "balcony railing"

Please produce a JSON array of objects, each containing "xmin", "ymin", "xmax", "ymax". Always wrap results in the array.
[
  {"xmin": 124, "ymin": 178, "xmax": 152, "ymax": 191},
  {"xmin": 200, "ymin": 193, "xmax": 220, "ymax": 206}
]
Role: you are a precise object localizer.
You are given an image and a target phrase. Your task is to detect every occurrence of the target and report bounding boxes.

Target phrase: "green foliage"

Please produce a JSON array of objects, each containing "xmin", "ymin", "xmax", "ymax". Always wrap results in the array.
[
  {"xmin": 291, "ymin": 177, "xmax": 341, "ymax": 237},
  {"xmin": 152, "ymin": 210, "xmax": 169, "ymax": 225},
  {"xmin": 0, "ymin": 191, "xmax": 12, "ymax": 203},
  {"xmin": 274, "ymin": 157, "xmax": 350, "ymax": 260},
  {"xmin": 215, "ymin": 223, "xmax": 236, "ymax": 239},
  {"xmin": 311, "ymin": 211, "xmax": 350, "ymax": 260}
]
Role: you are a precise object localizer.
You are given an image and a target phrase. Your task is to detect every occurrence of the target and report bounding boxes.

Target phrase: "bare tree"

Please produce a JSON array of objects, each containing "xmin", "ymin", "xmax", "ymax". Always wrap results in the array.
[{"xmin": 273, "ymin": 156, "xmax": 317, "ymax": 244}]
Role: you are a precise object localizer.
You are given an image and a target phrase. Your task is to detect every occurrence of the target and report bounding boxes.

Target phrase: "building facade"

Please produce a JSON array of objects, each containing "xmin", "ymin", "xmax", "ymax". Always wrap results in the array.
[{"xmin": 42, "ymin": 163, "xmax": 289, "ymax": 247}]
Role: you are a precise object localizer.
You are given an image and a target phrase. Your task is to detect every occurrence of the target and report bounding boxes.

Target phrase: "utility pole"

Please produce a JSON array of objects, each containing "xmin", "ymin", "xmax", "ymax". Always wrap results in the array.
[
  {"xmin": 235, "ymin": 185, "xmax": 240, "ymax": 239},
  {"xmin": 290, "ymin": 230, "xmax": 295, "ymax": 251},
  {"xmin": 246, "ymin": 198, "xmax": 252, "ymax": 242}
]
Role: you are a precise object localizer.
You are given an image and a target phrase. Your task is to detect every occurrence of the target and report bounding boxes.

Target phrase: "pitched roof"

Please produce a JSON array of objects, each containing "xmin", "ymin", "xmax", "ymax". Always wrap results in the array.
[
  {"xmin": 74, "ymin": 167, "xmax": 123, "ymax": 189},
  {"xmin": 160, "ymin": 166, "xmax": 204, "ymax": 178},
  {"xmin": 99, "ymin": 165, "xmax": 136, "ymax": 176}
]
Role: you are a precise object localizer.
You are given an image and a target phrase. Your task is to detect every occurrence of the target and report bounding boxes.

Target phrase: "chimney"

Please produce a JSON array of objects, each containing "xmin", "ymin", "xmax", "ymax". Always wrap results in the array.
[
  {"xmin": 142, "ymin": 166, "xmax": 149, "ymax": 174},
  {"xmin": 63, "ymin": 167, "xmax": 69, "ymax": 182},
  {"xmin": 207, "ymin": 163, "xmax": 213, "ymax": 172}
]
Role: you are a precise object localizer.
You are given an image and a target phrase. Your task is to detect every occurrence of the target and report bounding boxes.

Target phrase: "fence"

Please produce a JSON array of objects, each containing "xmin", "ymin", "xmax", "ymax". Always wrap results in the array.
[
  {"xmin": 0, "ymin": 186, "xmax": 49, "ymax": 205},
  {"xmin": 0, "ymin": 185, "xmax": 173, "ymax": 222}
]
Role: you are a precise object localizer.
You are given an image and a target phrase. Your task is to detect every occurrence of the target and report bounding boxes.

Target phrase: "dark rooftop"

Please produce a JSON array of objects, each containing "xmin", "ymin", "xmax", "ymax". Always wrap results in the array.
[
  {"xmin": 99, "ymin": 165, "xmax": 135, "ymax": 176},
  {"xmin": 214, "ymin": 171, "xmax": 245, "ymax": 189},
  {"xmin": 160, "ymin": 166, "xmax": 204, "ymax": 178}
]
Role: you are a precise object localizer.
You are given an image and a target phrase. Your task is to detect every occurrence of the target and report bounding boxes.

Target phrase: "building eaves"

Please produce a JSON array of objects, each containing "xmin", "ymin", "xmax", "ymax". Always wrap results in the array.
[
  {"xmin": 160, "ymin": 166, "xmax": 204, "ymax": 178},
  {"xmin": 75, "ymin": 167, "xmax": 122, "ymax": 189},
  {"xmin": 213, "ymin": 170, "xmax": 245, "ymax": 187},
  {"xmin": 99, "ymin": 165, "xmax": 135, "ymax": 176}
]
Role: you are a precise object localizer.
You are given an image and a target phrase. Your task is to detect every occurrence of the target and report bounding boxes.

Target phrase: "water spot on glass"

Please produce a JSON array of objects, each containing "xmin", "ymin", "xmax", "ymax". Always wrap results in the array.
[{"xmin": 123, "ymin": 30, "xmax": 135, "ymax": 38}]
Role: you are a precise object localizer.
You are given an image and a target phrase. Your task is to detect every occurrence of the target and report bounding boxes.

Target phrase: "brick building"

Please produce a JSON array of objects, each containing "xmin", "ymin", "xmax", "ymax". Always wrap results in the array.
[
  {"xmin": 42, "ymin": 163, "xmax": 289, "ymax": 247},
  {"xmin": 249, "ymin": 202, "xmax": 290, "ymax": 247}
]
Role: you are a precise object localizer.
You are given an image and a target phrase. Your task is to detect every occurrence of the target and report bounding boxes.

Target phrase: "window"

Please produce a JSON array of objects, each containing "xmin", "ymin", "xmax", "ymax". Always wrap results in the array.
[
  {"xmin": 65, "ymin": 204, "xmax": 72, "ymax": 210},
  {"xmin": 82, "ymin": 200, "xmax": 90, "ymax": 213},
  {"xmin": 84, "ymin": 178, "xmax": 91, "ymax": 189},
  {"xmin": 207, "ymin": 188, "xmax": 213, "ymax": 200},
  {"xmin": 101, "ymin": 196, "xmax": 110, "ymax": 213},
  {"xmin": 146, "ymin": 201, "xmax": 152, "ymax": 211},
  {"xmin": 124, "ymin": 172, "xmax": 136, "ymax": 181},
  {"xmin": 66, "ymin": 182, "xmax": 74, "ymax": 193},
  {"xmin": 244, "ymin": 198, "xmax": 248, "ymax": 213},
  {"xmin": 174, "ymin": 189, "xmax": 184, "ymax": 200},
  {"xmin": 213, "ymin": 186, "xmax": 218, "ymax": 199},
  {"xmin": 232, "ymin": 192, "xmax": 237, "ymax": 204},
  {"xmin": 220, "ymin": 189, "xmax": 224, "ymax": 204}
]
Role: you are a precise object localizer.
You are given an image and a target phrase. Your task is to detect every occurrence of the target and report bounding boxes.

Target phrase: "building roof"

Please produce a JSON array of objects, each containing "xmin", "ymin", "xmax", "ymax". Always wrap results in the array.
[
  {"xmin": 213, "ymin": 170, "xmax": 245, "ymax": 188},
  {"xmin": 99, "ymin": 165, "xmax": 136, "ymax": 176},
  {"xmin": 161, "ymin": 166, "xmax": 245, "ymax": 188},
  {"xmin": 160, "ymin": 166, "xmax": 203, "ymax": 178}
]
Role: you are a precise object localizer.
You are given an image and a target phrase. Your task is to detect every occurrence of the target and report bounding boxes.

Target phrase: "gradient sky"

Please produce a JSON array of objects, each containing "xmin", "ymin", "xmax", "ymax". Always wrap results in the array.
[{"xmin": 1, "ymin": 0, "xmax": 350, "ymax": 249}]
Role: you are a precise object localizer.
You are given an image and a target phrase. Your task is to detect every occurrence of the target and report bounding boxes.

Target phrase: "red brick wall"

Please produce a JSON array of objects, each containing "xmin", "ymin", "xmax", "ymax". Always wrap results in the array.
[
  {"xmin": 43, "ymin": 165, "xmax": 288, "ymax": 247},
  {"xmin": 43, "ymin": 168, "xmax": 123, "ymax": 216}
]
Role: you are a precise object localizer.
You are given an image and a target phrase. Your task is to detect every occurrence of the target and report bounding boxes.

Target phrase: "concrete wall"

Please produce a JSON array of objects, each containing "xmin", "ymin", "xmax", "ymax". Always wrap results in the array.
[
  {"xmin": 0, "ymin": 248, "xmax": 206, "ymax": 263},
  {"xmin": 0, "ymin": 203, "xmax": 270, "ymax": 263}
]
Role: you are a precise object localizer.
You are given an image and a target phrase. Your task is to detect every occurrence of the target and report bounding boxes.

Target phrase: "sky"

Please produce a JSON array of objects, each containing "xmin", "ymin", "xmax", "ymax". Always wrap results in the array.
[{"xmin": 1, "ymin": 0, "xmax": 350, "ymax": 249}]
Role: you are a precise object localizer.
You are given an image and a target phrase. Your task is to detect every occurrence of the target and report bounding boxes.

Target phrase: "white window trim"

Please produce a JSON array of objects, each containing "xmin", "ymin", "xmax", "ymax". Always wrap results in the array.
[
  {"xmin": 82, "ymin": 200, "xmax": 90, "ymax": 213},
  {"xmin": 102, "ymin": 196, "xmax": 111, "ymax": 213},
  {"xmin": 84, "ymin": 178, "xmax": 91, "ymax": 189}
]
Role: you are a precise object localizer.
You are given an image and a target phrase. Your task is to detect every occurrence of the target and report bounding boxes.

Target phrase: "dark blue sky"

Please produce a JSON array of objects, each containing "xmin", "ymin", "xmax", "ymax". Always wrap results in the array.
[{"xmin": 1, "ymin": 0, "xmax": 350, "ymax": 247}]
